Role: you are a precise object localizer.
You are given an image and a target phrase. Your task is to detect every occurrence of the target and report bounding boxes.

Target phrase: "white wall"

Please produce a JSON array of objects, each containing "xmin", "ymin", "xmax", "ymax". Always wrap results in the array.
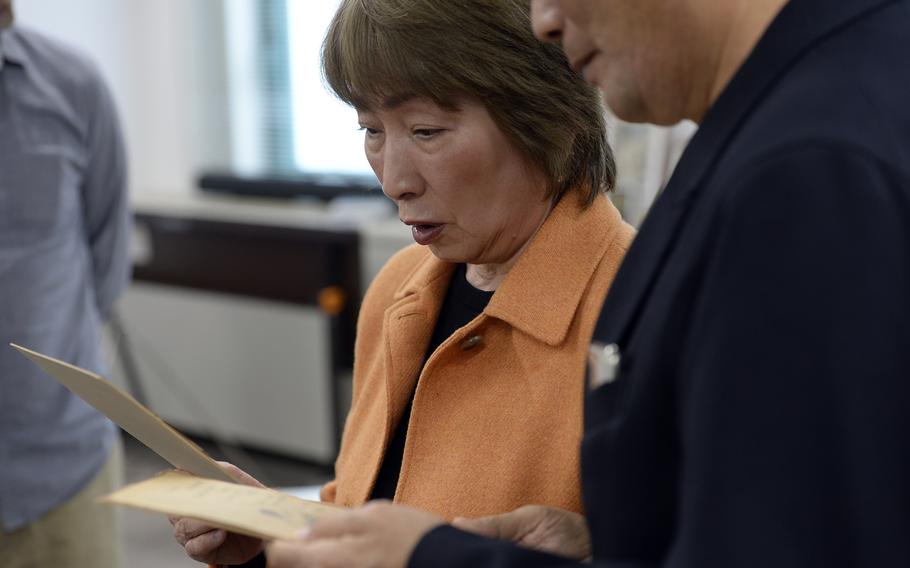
[{"xmin": 15, "ymin": 0, "xmax": 232, "ymax": 195}]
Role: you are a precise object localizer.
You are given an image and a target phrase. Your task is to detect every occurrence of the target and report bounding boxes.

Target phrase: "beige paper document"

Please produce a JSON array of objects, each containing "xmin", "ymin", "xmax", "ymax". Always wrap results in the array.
[
  {"xmin": 103, "ymin": 471, "xmax": 340, "ymax": 541},
  {"xmin": 9, "ymin": 343, "xmax": 234, "ymax": 483}
]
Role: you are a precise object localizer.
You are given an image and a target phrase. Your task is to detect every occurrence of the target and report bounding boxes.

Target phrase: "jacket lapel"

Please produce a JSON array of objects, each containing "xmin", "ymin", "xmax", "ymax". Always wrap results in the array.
[
  {"xmin": 341, "ymin": 252, "xmax": 453, "ymax": 505},
  {"xmin": 592, "ymin": 0, "xmax": 895, "ymax": 346},
  {"xmin": 382, "ymin": 256, "xmax": 454, "ymax": 443},
  {"xmin": 590, "ymin": 186, "xmax": 695, "ymax": 346}
]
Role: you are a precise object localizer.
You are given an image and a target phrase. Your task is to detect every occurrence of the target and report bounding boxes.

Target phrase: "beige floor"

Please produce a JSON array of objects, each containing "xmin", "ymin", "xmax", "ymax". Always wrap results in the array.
[{"xmin": 120, "ymin": 434, "xmax": 331, "ymax": 567}]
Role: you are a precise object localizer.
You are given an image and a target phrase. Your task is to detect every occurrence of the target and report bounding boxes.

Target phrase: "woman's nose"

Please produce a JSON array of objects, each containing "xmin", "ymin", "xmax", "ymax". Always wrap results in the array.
[
  {"xmin": 530, "ymin": 0, "xmax": 565, "ymax": 44},
  {"xmin": 376, "ymin": 142, "xmax": 422, "ymax": 202}
]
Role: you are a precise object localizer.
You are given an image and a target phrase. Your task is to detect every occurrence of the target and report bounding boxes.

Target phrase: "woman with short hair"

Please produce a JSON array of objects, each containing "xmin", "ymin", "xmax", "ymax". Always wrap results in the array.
[
  {"xmin": 172, "ymin": 1, "xmax": 633, "ymax": 565},
  {"xmin": 318, "ymin": 0, "xmax": 632, "ymax": 518}
]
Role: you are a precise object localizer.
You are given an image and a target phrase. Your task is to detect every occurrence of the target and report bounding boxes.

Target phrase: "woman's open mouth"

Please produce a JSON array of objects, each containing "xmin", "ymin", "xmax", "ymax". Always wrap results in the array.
[{"xmin": 411, "ymin": 224, "xmax": 445, "ymax": 245}]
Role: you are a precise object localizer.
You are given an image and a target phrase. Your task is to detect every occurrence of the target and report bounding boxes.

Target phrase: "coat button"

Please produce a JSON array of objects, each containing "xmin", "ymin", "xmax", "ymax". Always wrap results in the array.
[{"xmin": 460, "ymin": 334, "xmax": 484, "ymax": 351}]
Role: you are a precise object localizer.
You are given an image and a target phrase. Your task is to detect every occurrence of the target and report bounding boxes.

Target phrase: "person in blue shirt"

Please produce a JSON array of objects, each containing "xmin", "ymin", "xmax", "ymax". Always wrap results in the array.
[{"xmin": 0, "ymin": 1, "xmax": 131, "ymax": 566}]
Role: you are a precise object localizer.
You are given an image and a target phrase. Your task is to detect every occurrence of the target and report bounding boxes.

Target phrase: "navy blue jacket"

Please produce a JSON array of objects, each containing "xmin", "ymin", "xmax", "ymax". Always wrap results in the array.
[{"xmin": 410, "ymin": 0, "xmax": 910, "ymax": 566}]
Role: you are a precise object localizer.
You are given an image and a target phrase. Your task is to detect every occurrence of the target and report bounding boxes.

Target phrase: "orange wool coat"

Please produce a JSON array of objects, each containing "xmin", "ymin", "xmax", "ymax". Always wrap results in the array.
[{"xmin": 320, "ymin": 191, "xmax": 635, "ymax": 520}]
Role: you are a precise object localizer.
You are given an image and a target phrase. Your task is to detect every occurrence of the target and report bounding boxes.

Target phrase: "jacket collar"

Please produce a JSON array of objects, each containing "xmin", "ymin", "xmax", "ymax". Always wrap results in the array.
[
  {"xmin": 395, "ymin": 190, "xmax": 627, "ymax": 346},
  {"xmin": 669, "ymin": 0, "xmax": 896, "ymax": 206},
  {"xmin": 1, "ymin": 27, "xmax": 28, "ymax": 69},
  {"xmin": 392, "ymin": 249, "xmax": 453, "ymax": 303},
  {"xmin": 593, "ymin": 0, "xmax": 897, "ymax": 346}
]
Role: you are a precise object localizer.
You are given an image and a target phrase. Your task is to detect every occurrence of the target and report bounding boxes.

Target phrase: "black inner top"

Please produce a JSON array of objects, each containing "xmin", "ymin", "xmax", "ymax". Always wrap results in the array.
[{"xmin": 370, "ymin": 263, "xmax": 494, "ymax": 500}]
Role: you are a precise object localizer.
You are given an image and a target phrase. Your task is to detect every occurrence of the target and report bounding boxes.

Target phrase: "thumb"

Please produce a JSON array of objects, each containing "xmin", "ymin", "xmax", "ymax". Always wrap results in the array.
[
  {"xmin": 216, "ymin": 461, "xmax": 265, "ymax": 488},
  {"xmin": 451, "ymin": 515, "xmax": 510, "ymax": 540}
]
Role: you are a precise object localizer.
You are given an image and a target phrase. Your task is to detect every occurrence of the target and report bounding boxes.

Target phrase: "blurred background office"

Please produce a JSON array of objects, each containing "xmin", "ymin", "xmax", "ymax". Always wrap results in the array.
[{"xmin": 13, "ymin": 1, "xmax": 694, "ymax": 566}]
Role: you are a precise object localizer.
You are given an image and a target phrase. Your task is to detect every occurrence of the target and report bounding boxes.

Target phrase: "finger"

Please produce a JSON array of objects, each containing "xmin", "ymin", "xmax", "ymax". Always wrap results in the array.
[
  {"xmin": 173, "ymin": 518, "xmax": 221, "ymax": 543},
  {"xmin": 266, "ymin": 538, "xmax": 347, "ymax": 568},
  {"xmin": 305, "ymin": 508, "xmax": 371, "ymax": 540},
  {"xmin": 451, "ymin": 515, "xmax": 504, "ymax": 539},
  {"xmin": 217, "ymin": 461, "xmax": 266, "ymax": 487},
  {"xmin": 457, "ymin": 507, "xmax": 538, "ymax": 542},
  {"xmin": 298, "ymin": 500, "xmax": 396, "ymax": 542},
  {"xmin": 265, "ymin": 540, "xmax": 307, "ymax": 568},
  {"xmin": 184, "ymin": 529, "xmax": 226, "ymax": 560}
]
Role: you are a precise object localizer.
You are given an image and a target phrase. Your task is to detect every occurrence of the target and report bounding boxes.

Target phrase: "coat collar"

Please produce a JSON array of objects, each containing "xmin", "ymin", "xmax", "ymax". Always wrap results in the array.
[
  {"xmin": 669, "ymin": 0, "xmax": 895, "ymax": 206},
  {"xmin": 593, "ymin": 0, "xmax": 896, "ymax": 346},
  {"xmin": 1, "ymin": 27, "xmax": 29, "ymax": 69},
  {"xmin": 394, "ymin": 190, "xmax": 628, "ymax": 346},
  {"xmin": 487, "ymin": 191, "xmax": 625, "ymax": 346}
]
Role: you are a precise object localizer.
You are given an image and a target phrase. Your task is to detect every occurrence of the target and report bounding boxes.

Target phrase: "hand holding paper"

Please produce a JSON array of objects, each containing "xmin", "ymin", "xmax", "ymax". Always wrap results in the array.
[
  {"xmin": 105, "ymin": 471, "xmax": 340, "ymax": 541},
  {"xmin": 9, "ymin": 343, "xmax": 343, "ymax": 563},
  {"xmin": 170, "ymin": 461, "xmax": 268, "ymax": 565}
]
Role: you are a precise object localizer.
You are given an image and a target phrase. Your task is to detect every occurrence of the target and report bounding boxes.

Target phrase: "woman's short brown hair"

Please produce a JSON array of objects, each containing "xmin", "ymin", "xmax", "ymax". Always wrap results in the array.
[{"xmin": 321, "ymin": 0, "xmax": 615, "ymax": 207}]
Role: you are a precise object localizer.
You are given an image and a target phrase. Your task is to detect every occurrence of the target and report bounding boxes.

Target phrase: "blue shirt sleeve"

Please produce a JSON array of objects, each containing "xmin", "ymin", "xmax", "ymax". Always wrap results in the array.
[{"xmin": 80, "ymin": 60, "xmax": 130, "ymax": 320}]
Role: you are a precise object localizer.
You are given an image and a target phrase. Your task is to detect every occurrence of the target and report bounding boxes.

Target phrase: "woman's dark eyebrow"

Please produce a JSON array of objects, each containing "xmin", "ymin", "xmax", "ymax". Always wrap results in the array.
[{"xmin": 382, "ymin": 93, "xmax": 417, "ymax": 110}]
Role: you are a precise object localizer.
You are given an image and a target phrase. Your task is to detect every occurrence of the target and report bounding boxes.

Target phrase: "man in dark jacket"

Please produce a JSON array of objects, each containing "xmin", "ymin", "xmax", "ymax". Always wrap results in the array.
[{"xmin": 266, "ymin": 0, "xmax": 910, "ymax": 566}]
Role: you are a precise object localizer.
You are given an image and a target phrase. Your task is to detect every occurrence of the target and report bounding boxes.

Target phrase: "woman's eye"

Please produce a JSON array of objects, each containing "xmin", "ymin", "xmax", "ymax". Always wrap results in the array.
[
  {"xmin": 413, "ymin": 128, "xmax": 443, "ymax": 139},
  {"xmin": 359, "ymin": 126, "xmax": 381, "ymax": 137}
]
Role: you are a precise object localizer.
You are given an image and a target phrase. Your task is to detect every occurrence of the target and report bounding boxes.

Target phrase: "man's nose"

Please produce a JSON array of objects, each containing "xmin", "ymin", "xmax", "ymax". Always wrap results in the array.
[{"xmin": 530, "ymin": 0, "xmax": 565, "ymax": 44}]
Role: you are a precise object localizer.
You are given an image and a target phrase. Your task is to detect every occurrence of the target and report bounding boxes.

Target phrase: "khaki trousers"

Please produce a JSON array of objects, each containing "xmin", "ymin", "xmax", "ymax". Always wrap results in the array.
[{"xmin": 1, "ymin": 439, "xmax": 124, "ymax": 568}]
